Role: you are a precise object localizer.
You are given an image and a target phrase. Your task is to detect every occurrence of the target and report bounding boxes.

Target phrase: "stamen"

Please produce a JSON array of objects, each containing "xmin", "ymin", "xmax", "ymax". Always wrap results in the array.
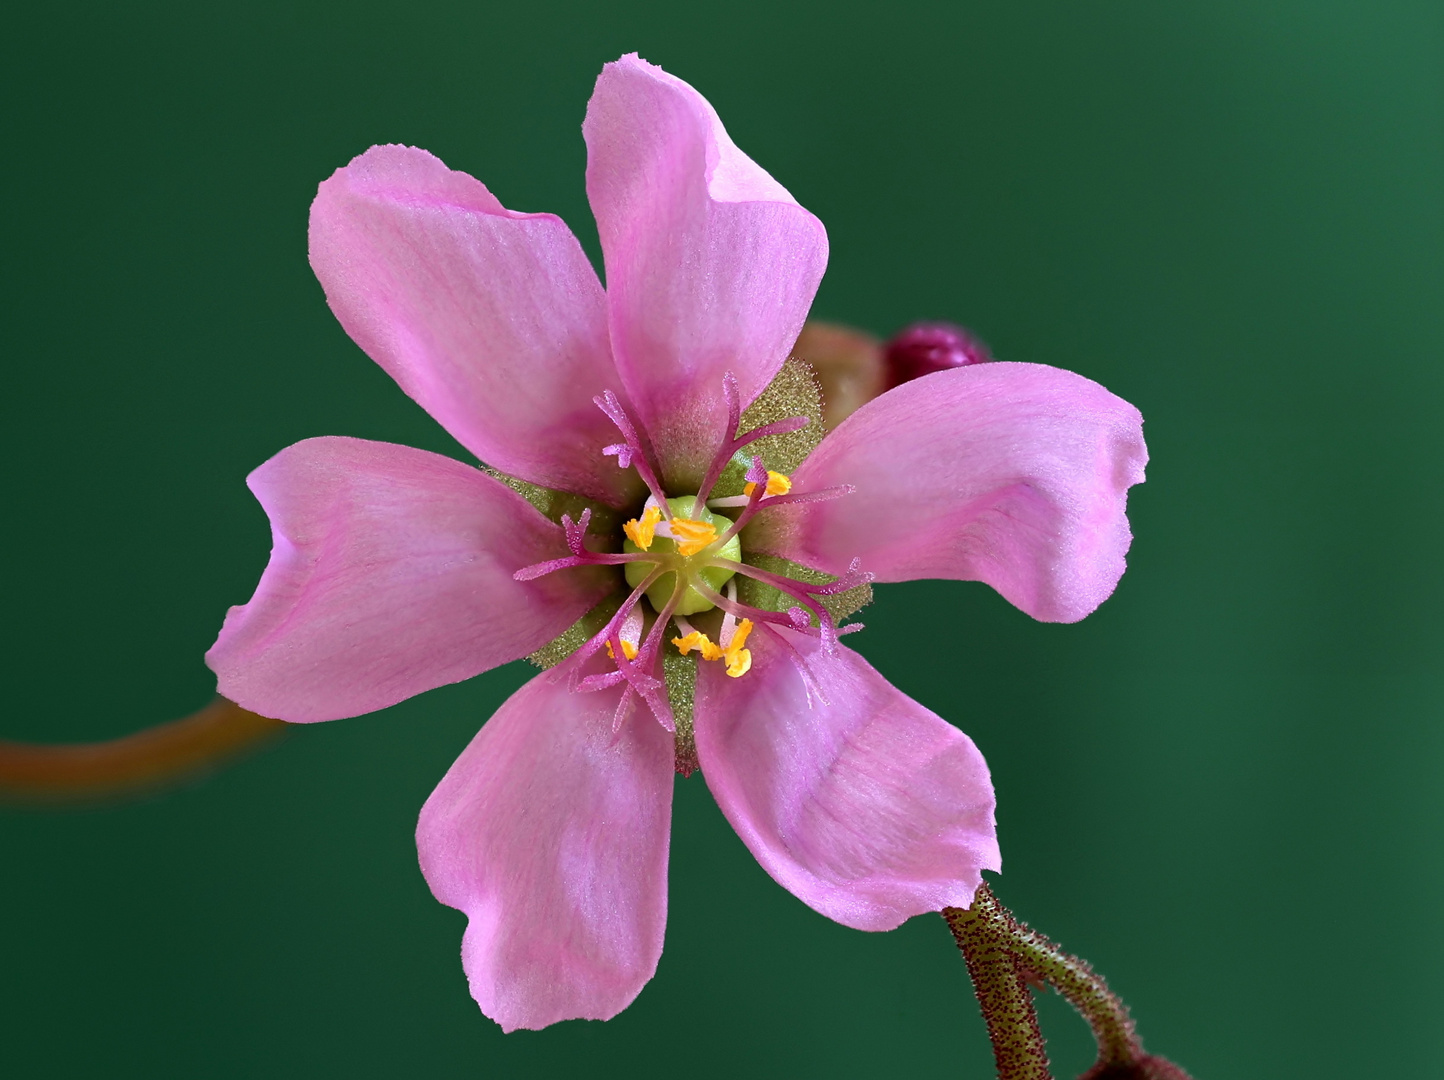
[
  {"xmin": 605, "ymin": 602, "xmax": 644, "ymax": 662},
  {"xmin": 622, "ymin": 504, "xmax": 662, "ymax": 551},
  {"xmin": 694, "ymin": 371, "xmax": 813, "ymax": 504},
  {"xmin": 722, "ymin": 618, "xmax": 753, "ymax": 678},
  {"xmin": 671, "ymin": 630, "xmax": 722, "ymax": 661},
  {"xmin": 605, "ymin": 639, "xmax": 639, "ymax": 661},
  {"xmin": 671, "ymin": 602, "xmax": 752, "ymax": 676},
  {"xmin": 661, "ymin": 517, "xmax": 718, "ymax": 557},
  {"xmin": 566, "ymin": 566, "xmax": 663, "ymax": 677},
  {"xmin": 711, "ymin": 457, "xmax": 770, "ymax": 547},
  {"xmin": 744, "ymin": 470, "xmax": 792, "ymax": 498}
]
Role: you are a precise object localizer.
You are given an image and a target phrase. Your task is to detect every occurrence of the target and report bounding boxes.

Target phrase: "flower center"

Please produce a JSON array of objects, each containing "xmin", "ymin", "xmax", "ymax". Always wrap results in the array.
[
  {"xmin": 512, "ymin": 369, "xmax": 873, "ymax": 740},
  {"xmin": 621, "ymin": 495, "xmax": 740, "ymax": 615}
]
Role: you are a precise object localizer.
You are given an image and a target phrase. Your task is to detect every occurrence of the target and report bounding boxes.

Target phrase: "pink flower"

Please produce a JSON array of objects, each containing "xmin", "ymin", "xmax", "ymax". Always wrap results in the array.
[{"xmin": 206, "ymin": 54, "xmax": 1147, "ymax": 1032}]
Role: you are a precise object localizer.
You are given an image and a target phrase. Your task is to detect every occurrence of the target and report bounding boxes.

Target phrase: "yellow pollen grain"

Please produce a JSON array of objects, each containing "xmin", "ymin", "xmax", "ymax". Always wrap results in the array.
[
  {"xmin": 723, "ymin": 619, "xmax": 754, "ymax": 678},
  {"xmin": 605, "ymin": 639, "xmax": 639, "ymax": 661},
  {"xmin": 672, "ymin": 631, "xmax": 722, "ymax": 662},
  {"xmin": 669, "ymin": 517, "xmax": 718, "ymax": 557},
  {"xmin": 744, "ymin": 471, "xmax": 792, "ymax": 498},
  {"xmin": 622, "ymin": 505, "xmax": 662, "ymax": 551}
]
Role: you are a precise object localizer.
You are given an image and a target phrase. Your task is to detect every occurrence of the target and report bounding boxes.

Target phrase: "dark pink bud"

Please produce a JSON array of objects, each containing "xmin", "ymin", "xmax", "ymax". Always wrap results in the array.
[
  {"xmin": 883, "ymin": 321, "xmax": 992, "ymax": 389},
  {"xmin": 1080, "ymin": 1055, "xmax": 1194, "ymax": 1080}
]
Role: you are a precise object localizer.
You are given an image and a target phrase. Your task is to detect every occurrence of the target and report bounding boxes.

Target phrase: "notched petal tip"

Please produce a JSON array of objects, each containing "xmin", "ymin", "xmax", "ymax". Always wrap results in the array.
[
  {"xmin": 417, "ymin": 671, "xmax": 674, "ymax": 1031},
  {"xmin": 308, "ymin": 145, "xmax": 637, "ymax": 506},
  {"xmin": 584, "ymin": 54, "xmax": 829, "ymax": 482},
  {"xmin": 206, "ymin": 437, "xmax": 608, "ymax": 723},
  {"xmin": 694, "ymin": 630, "xmax": 1000, "ymax": 932},
  {"xmin": 777, "ymin": 361, "xmax": 1148, "ymax": 624}
]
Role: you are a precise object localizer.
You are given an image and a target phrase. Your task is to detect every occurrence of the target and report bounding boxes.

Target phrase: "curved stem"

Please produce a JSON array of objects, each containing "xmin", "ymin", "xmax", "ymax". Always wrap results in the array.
[
  {"xmin": 943, "ymin": 891, "xmax": 1052, "ymax": 1080},
  {"xmin": 946, "ymin": 883, "xmax": 1192, "ymax": 1080},
  {"xmin": 0, "ymin": 698, "xmax": 287, "ymax": 804},
  {"xmin": 1003, "ymin": 912, "xmax": 1141, "ymax": 1068}
]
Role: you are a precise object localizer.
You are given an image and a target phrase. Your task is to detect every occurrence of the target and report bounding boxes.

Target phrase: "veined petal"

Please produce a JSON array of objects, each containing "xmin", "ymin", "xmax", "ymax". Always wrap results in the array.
[
  {"xmin": 584, "ymin": 54, "xmax": 829, "ymax": 486},
  {"xmin": 694, "ymin": 630, "xmax": 999, "ymax": 932},
  {"xmin": 206, "ymin": 437, "xmax": 609, "ymax": 723},
  {"xmin": 309, "ymin": 145, "xmax": 639, "ymax": 506},
  {"xmin": 763, "ymin": 362, "xmax": 1148, "ymax": 623},
  {"xmin": 417, "ymin": 671, "xmax": 674, "ymax": 1031}
]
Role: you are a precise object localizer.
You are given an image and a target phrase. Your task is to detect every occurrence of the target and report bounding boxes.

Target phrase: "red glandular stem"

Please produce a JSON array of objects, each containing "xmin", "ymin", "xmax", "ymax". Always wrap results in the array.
[
  {"xmin": 943, "ymin": 885, "xmax": 1193, "ymax": 1080},
  {"xmin": 943, "ymin": 890, "xmax": 1051, "ymax": 1080}
]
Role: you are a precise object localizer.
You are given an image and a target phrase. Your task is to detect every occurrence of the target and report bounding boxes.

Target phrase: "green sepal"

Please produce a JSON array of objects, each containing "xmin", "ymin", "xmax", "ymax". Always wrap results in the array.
[
  {"xmin": 712, "ymin": 358, "xmax": 827, "ymax": 498},
  {"xmin": 526, "ymin": 591, "xmax": 623, "ymax": 670},
  {"xmin": 735, "ymin": 552, "xmax": 872, "ymax": 627},
  {"xmin": 481, "ymin": 464, "xmax": 624, "ymax": 535},
  {"xmin": 663, "ymin": 648, "xmax": 699, "ymax": 777}
]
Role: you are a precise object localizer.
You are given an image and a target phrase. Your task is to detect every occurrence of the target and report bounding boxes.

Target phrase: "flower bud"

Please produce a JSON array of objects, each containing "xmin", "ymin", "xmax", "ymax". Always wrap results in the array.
[
  {"xmin": 1080, "ymin": 1054, "xmax": 1194, "ymax": 1080},
  {"xmin": 883, "ymin": 320, "xmax": 992, "ymax": 389},
  {"xmin": 789, "ymin": 320, "xmax": 885, "ymax": 429}
]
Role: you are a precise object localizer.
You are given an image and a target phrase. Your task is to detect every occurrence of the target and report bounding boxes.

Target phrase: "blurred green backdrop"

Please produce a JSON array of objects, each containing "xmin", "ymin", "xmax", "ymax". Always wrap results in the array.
[{"xmin": 2, "ymin": 1, "xmax": 1440, "ymax": 1076}]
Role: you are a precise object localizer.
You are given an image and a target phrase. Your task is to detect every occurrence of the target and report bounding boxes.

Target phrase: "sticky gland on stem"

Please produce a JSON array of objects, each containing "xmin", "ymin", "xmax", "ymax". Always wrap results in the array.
[
  {"xmin": 944, "ymin": 887, "xmax": 1052, "ymax": 1080},
  {"xmin": 943, "ymin": 884, "xmax": 1194, "ymax": 1080}
]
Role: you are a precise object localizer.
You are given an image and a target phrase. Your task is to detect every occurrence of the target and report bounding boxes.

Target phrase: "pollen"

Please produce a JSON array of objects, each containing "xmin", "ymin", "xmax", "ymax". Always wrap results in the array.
[
  {"xmin": 622, "ymin": 504, "xmax": 662, "ymax": 551},
  {"xmin": 668, "ymin": 517, "xmax": 718, "ymax": 557},
  {"xmin": 744, "ymin": 470, "xmax": 792, "ymax": 498},
  {"xmin": 671, "ymin": 630, "xmax": 723, "ymax": 661},
  {"xmin": 605, "ymin": 639, "xmax": 639, "ymax": 661},
  {"xmin": 723, "ymin": 619, "xmax": 754, "ymax": 678}
]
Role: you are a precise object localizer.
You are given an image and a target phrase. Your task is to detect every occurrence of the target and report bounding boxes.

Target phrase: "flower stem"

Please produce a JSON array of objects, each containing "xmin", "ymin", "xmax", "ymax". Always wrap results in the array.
[
  {"xmin": 943, "ymin": 884, "xmax": 1192, "ymax": 1080},
  {"xmin": 1000, "ymin": 907, "xmax": 1139, "ymax": 1068},
  {"xmin": 943, "ymin": 889, "xmax": 1052, "ymax": 1080},
  {"xmin": 0, "ymin": 697, "xmax": 286, "ymax": 804}
]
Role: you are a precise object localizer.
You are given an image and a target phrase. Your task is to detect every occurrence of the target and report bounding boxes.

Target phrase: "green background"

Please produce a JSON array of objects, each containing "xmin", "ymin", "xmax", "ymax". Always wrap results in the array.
[{"xmin": 2, "ymin": 1, "xmax": 1439, "ymax": 1076}]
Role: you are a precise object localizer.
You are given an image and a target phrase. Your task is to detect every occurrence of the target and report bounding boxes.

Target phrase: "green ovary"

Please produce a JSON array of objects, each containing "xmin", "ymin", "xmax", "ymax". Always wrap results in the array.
[{"xmin": 623, "ymin": 495, "xmax": 739, "ymax": 616}]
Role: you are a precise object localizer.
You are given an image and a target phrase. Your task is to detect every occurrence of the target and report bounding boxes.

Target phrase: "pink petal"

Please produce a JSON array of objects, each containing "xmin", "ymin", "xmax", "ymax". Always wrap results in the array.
[
  {"xmin": 694, "ymin": 629, "xmax": 1000, "ymax": 932},
  {"xmin": 206, "ymin": 437, "xmax": 610, "ymax": 723},
  {"xmin": 765, "ymin": 362, "xmax": 1148, "ymax": 623},
  {"xmin": 583, "ymin": 54, "xmax": 829, "ymax": 484},
  {"xmin": 309, "ymin": 145, "xmax": 640, "ymax": 507},
  {"xmin": 417, "ymin": 671, "xmax": 674, "ymax": 1031}
]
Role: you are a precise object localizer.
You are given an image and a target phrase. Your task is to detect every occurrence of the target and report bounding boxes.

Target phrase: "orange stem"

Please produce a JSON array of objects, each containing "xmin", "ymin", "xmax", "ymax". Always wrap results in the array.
[{"xmin": 0, "ymin": 698, "xmax": 288, "ymax": 804}]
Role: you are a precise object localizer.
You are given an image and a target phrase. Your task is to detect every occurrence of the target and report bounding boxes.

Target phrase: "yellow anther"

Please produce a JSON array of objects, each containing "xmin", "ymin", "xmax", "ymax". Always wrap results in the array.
[
  {"xmin": 671, "ymin": 631, "xmax": 722, "ymax": 661},
  {"xmin": 605, "ymin": 639, "xmax": 639, "ymax": 661},
  {"xmin": 723, "ymin": 619, "xmax": 754, "ymax": 678},
  {"xmin": 622, "ymin": 505, "xmax": 662, "ymax": 551},
  {"xmin": 668, "ymin": 517, "xmax": 718, "ymax": 557},
  {"xmin": 744, "ymin": 471, "xmax": 792, "ymax": 499}
]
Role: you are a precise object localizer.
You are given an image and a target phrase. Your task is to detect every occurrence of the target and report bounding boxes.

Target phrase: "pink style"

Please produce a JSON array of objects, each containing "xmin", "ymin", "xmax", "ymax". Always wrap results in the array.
[{"xmin": 206, "ymin": 54, "xmax": 1147, "ymax": 1032}]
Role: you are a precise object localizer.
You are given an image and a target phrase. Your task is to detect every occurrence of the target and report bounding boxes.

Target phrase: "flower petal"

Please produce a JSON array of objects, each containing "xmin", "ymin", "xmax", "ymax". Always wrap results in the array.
[
  {"xmin": 584, "ymin": 54, "xmax": 829, "ymax": 485},
  {"xmin": 309, "ymin": 145, "xmax": 639, "ymax": 506},
  {"xmin": 206, "ymin": 437, "xmax": 610, "ymax": 722},
  {"xmin": 417, "ymin": 672, "xmax": 674, "ymax": 1031},
  {"xmin": 694, "ymin": 629, "xmax": 999, "ymax": 932},
  {"xmin": 764, "ymin": 362, "xmax": 1148, "ymax": 623}
]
